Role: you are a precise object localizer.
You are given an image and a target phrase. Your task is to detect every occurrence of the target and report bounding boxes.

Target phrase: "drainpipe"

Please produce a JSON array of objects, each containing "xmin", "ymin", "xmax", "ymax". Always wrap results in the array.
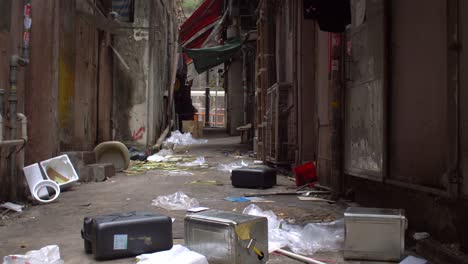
[
  {"xmin": 5, "ymin": 0, "xmax": 31, "ymax": 201},
  {"xmin": 242, "ymin": 46, "xmax": 248, "ymax": 125}
]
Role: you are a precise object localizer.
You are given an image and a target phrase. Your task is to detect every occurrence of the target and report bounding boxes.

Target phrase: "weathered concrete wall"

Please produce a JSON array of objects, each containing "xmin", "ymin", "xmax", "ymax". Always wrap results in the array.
[
  {"xmin": 113, "ymin": 0, "xmax": 150, "ymax": 146},
  {"xmin": 113, "ymin": 0, "xmax": 178, "ymax": 147},
  {"xmin": 226, "ymin": 57, "xmax": 244, "ymax": 136}
]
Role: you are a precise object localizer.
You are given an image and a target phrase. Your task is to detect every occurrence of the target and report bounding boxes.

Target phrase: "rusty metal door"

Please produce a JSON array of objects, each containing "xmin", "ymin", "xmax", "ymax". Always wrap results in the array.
[{"xmin": 344, "ymin": 0, "xmax": 386, "ymax": 181}]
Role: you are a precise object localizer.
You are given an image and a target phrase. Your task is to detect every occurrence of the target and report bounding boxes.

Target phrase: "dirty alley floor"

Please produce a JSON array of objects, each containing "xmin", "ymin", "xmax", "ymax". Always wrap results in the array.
[{"xmin": 1, "ymin": 129, "xmax": 395, "ymax": 264}]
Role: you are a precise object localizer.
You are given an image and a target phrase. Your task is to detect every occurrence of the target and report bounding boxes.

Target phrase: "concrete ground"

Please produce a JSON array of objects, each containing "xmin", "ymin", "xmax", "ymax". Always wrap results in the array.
[{"xmin": 0, "ymin": 129, "xmax": 404, "ymax": 264}]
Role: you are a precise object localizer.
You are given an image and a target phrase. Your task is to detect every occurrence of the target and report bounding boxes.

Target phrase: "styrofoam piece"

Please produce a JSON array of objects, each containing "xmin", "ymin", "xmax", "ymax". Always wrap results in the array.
[
  {"xmin": 40, "ymin": 155, "xmax": 79, "ymax": 190},
  {"xmin": 32, "ymin": 180, "xmax": 60, "ymax": 204},
  {"xmin": 23, "ymin": 163, "xmax": 49, "ymax": 198}
]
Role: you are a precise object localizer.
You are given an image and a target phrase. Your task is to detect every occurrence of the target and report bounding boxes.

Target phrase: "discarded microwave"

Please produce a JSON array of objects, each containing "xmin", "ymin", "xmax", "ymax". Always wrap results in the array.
[
  {"xmin": 344, "ymin": 207, "xmax": 407, "ymax": 262},
  {"xmin": 185, "ymin": 210, "xmax": 268, "ymax": 264}
]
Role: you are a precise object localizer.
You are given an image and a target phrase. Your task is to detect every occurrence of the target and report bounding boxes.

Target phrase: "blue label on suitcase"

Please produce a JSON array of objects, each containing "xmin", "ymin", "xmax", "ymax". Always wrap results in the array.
[{"xmin": 113, "ymin": 234, "xmax": 128, "ymax": 250}]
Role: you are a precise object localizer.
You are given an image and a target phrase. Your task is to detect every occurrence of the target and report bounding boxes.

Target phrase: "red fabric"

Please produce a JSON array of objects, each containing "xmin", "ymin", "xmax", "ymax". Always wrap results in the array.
[
  {"xmin": 180, "ymin": 0, "xmax": 223, "ymax": 47},
  {"xmin": 294, "ymin": 162, "xmax": 317, "ymax": 187}
]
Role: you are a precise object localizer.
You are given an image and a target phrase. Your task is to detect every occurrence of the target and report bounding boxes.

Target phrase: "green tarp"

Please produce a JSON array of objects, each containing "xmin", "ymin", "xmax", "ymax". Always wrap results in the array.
[{"xmin": 184, "ymin": 38, "xmax": 243, "ymax": 73}]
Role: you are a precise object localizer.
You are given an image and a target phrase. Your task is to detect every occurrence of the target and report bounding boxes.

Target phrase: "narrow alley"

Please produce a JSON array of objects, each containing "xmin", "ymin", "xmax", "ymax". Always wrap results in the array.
[{"xmin": 0, "ymin": 130, "xmax": 343, "ymax": 263}]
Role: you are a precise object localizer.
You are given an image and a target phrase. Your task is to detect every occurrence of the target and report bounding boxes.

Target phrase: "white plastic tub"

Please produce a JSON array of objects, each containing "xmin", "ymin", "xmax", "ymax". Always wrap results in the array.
[
  {"xmin": 40, "ymin": 154, "xmax": 79, "ymax": 190},
  {"xmin": 23, "ymin": 163, "xmax": 49, "ymax": 198}
]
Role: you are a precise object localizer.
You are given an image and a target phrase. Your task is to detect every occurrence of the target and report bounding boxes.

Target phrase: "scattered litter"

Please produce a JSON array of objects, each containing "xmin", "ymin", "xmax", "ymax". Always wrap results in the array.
[
  {"xmin": 129, "ymin": 147, "xmax": 148, "ymax": 161},
  {"xmin": 147, "ymin": 149, "xmax": 174, "ymax": 162},
  {"xmin": 177, "ymin": 157, "xmax": 207, "ymax": 167},
  {"xmin": 1, "ymin": 202, "xmax": 24, "ymax": 212},
  {"xmin": 243, "ymin": 204, "xmax": 344, "ymax": 254},
  {"xmin": 413, "ymin": 232, "xmax": 430, "ymax": 241},
  {"xmin": 187, "ymin": 207, "xmax": 210, "ymax": 213},
  {"xmin": 297, "ymin": 196, "xmax": 335, "ymax": 203},
  {"xmin": 224, "ymin": 197, "xmax": 250, "ymax": 202},
  {"xmin": 136, "ymin": 245, "xmax": 208, "ymax": 264},
  {"xmin": 165, "ymin": 131, "xmax": 208, "ymax": 146},
  {"xmin": 32, "ymin": 180, "xmax": 61, "ymax": 204},
  {"xmin": 275, "ymin": 248, "xmax": 327, "ymax": 264},
  {"xmin": 187, "ymin": 180, "xmax": 223, "ymax": 186},
  {"xmin": 247, "ymin": 197, "xmax": 274, "ymax": 203},
  {"xmin": 217, "ymin": 160, "xmax": 249, "ymax": 173},
  {"xmin": 3, "ymin": 245, "xmax": 64, "ymax": 264},
  {"xmin": 40, "ymin": 155, "xmax": 79, "ymax": 189},
  {"xmin": 152, "ymin": 192, "xmax": 200, "ymax": 210},
  {"xmin": 400, "ymin": 256, "xmax": 428, "ymax": 264},
  {"xmin": 293, "ymin": 161, "xmax": 317, "ymax": 188},
  {"xmin": 254, "ymin": 160, "xmax": 263, "ymax": 165}
]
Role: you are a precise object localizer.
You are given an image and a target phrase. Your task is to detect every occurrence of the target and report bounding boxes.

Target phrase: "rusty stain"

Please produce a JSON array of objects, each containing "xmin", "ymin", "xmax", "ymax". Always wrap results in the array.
[{"xmin": 58, "ymin": 55, "xmax": 75, "ymax": 127}]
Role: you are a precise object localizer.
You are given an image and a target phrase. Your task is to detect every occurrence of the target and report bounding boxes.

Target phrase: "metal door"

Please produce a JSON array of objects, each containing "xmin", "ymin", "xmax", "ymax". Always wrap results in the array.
[{"xmin": 344, "ymin": 0, "xmax": 386, "ymax": 181}]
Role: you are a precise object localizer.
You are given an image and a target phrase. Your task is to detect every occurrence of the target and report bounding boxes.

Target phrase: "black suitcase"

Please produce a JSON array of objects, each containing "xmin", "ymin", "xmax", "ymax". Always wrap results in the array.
[
  {"xmin": 81, "ymin": 211, "xmax": 173, "ymax": 260},
  {"xmin": 231, "ymin": 167, "xmax": 277, "ymax": 188}
]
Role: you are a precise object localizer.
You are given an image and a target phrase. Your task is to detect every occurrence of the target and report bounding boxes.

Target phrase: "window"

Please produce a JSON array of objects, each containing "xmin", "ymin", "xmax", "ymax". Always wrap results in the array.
[{"xmin": 112, "ymin": 0, "xmax": 135, "ymax": 23}]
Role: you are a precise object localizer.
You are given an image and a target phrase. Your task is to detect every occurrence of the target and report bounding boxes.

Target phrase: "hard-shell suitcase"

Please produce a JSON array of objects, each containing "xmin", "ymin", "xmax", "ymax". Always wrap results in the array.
[
  {"xmin": 231, "ymin": 167, "xmax": 277, "ymax": 188},
  {"xmin": 185, "ymin": 210, "xmax": 269, "ymax": 264},
  {"xmin": 81, "ymin": 211, "xmax": 173, "ymax": 260}
]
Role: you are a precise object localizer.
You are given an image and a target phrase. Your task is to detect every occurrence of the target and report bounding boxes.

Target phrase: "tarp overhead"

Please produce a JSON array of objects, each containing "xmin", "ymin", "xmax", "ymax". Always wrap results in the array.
[
  {"xmin": 180, "ymin": 0, "xmax": 224, "ymax": 49},
  {"xmin": 184, "ymin": 38, "xmax": 243, "ymax": 74}
]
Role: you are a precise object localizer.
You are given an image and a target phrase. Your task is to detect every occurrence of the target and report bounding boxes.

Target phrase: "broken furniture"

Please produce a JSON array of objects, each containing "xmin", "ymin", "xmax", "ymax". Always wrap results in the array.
[{"xmin": 94, "ymin": 141, "xmax": 130, "ymax": 171}]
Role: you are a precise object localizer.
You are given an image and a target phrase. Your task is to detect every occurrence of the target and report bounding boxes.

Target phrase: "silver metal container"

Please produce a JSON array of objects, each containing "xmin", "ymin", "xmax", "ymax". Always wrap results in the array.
[
  {"xmin": 344, "ymin": 207, "xmax": 407, "ymax": 262},
  {"xmin": 185, "ymin": 210, "xmax": 268, "ymax": 264}
]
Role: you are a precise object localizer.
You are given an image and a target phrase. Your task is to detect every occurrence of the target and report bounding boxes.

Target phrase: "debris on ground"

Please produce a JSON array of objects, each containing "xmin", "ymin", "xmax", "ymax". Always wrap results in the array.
[
  {"xmin": 152, "ymin": 191, "xmax": 200, "ymax": 210},
  {"xmin": 275, "ymin": 248, "xmax": 328, "ymax": 264},
  {"xmin": 177, "ymin": 156, "xmax": 207, "ymax": 167},
  {"xmin": 217, "ymin": 160, "xmax": 249, "ymax": 172},
  {"xmin": 224, "ymin": 197, "xmax": 251, "ymax": 202},
  {"xmin": 186, "ymin": 207, "xmax": 210, "ymax": 213},
  {"xmin": 136, "ymin": 245, "xmax": 208, "ymax": 264},
  {"xmin": 413, "ymin": 232, "xmax": 430, "ymax": 241},
  {"xmin": 3, "ymin": 245, "xmax": 64, "ymax": 264},
  {"xmin": 1, "ymin": 202, "xmax": 24, "ymax": 212},
  {"xmin": 400, "ymin": 255, "xmax": 428, "ymax": 264},
  {"xmin": 186, "ymin": 180, "xmax": 223, "ymax": 186},
  {"xmin": 224, "ymin": 197, "xmax": 274, "ymax": 203},
  {"xmin": 164, "ymin": 131, "xmax": 208, "ymax": 146},
  {"xmin": 126, "ymin": 153, "xmax": 209, "ymax": 174},
  {"xmin": 243, "ymin": 204, "xmax": 344, "ymax": 254}
]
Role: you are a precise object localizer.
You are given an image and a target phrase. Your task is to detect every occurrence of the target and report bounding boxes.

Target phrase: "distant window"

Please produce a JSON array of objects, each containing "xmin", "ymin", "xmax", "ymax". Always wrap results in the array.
[{"xmin": 112, "ymin": 0, "xmax": 135, "ymax": 23}]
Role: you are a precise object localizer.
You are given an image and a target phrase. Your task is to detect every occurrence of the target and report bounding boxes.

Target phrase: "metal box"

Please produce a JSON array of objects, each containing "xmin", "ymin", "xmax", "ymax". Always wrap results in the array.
[
  {"xmin": 185, "ymin": 210, "xmax": 268, "ymax": 264},
  {"xmin": 344, "ymin": 207, "xmax": 407, "ymax": 262}
]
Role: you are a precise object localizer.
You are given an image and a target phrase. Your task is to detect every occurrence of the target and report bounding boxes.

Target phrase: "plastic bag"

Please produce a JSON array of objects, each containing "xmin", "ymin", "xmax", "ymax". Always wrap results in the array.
[
  {"xmin": 243, "ymin": 204, "xmax": 344, "ymax": 254},
  {"xmin": 136, "ymin": 245, "xmax": 208, "ymax": 264},
  {"xmin": 217, "ymin": 160, "xmax": 249, "ymax": 173},
  {"xmin": 147, "ymin": 149, "xmax": 174, "ymax": 162},
  {"xmin": 165, "ymin": 131, "xmax": 208, "ymax": 146},
  {"xmin": 152, "ymin": 191, "xmax": 200, "ymax": 210},
  {"xmin": 177, "ymin": 157, "xmax": 207, "ymax": 167},
  {"xmin": 3, "ymin": 245, "xmax": 64, "ymax": 264}
]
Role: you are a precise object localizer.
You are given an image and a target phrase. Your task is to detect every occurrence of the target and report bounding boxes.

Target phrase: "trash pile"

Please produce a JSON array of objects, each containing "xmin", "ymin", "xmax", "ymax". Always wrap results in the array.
[
  {"xmin": 216, "ymin": 160, "xmax": 249, "ymax": 172},
  {"xmin": 152, "ymin": 192, "xmax": 200, "ymax": 211},
  {"xmin": 164, "ymin": 131, "xmax": 208, "ymax": 147},
  {"xmin": 243, "ymin": 204, "xmax": 344, "ymax": 254},
  {"xmin": 3, "ymin": 245, "xmax": 64, "ymax": 264}
]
